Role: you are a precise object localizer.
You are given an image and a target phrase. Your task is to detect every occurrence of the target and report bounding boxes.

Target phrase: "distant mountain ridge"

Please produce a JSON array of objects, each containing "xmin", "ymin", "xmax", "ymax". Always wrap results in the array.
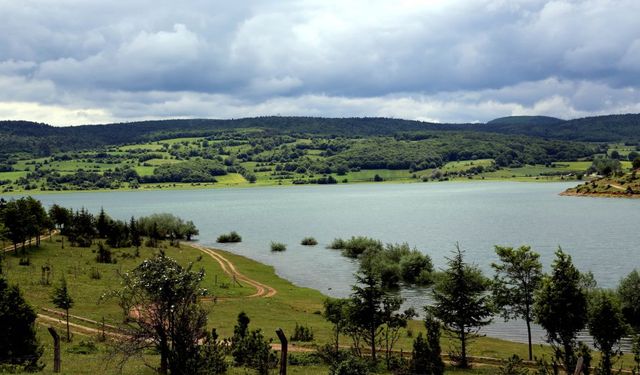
[
  {"xmin": 487, "ymin": 115, "xmax": 564, "ymax": 126},
  {"xmin": 1, "ymin": 113, "xmax": 639, "ymax": 157}
]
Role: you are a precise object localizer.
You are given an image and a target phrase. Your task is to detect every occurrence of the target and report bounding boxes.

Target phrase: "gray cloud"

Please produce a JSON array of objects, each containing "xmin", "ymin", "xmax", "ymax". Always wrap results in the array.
[{"xmin": 0, "ymin": 0, "xmax": 638, "ymax": 125}]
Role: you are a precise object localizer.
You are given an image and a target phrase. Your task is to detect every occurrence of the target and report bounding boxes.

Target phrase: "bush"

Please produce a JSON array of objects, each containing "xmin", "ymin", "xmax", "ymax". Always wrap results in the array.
[
  {"xmin": 290, "ymin": 323, "xmax": 314, "ymax": 342},
  {"xmin": 18, "ymin": 257, "xmax": 30, "ymax": 266},
  {"xmin": 288, "ymin": 352, "xmax": 323, "ymax": 366},
  {"xmin": 95, "ymin": 243, "xmax": 114, "ymax": 264},
  {"xmin": 66, "ymin": 340, "xmax": 98, "ymax": 355},
  {"xmin": 194, "ymin": 329, "xmax": 228, "ymax": 374},
  {"xmin": 331, "ymin": 355, "xmax": 370, "ymax": 375},
  {"xmin": 270, "ymin": 242, "xmax": 286, "ymax": 252},
  {"xmin": 217, "ymin": 231, "xmax": 242, "ymax": 243},
  {"xmin": 231, "ymin": 313, "xmax": 277, "ymax": 375},
  {"xmin": 340, "ymin": 236, "xmax": 383, "ymax": 258},
  {"xmin": 328, "ymin": 238, "xmax": 346, "ymax": 249},
  {"xmin": 88, "ymin": 268, "xmax": 101, "ymax": 280},
  {"xmin": 497, "ymin": 355, "xmax": 529, "ymax": 375},
  {"xmin": 301, "ymin": 237, "xmax": 318, "ymax": 246}
]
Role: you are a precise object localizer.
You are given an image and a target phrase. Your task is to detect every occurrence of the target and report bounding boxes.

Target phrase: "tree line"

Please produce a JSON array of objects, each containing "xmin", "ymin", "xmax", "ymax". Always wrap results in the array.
[
  {"xmin": 320, "ymin": 243, "xmax": 640, "ymax": 375},
  {"xmin": 0, "ymin": 198, "xmax": 198, "ymax": 253}
]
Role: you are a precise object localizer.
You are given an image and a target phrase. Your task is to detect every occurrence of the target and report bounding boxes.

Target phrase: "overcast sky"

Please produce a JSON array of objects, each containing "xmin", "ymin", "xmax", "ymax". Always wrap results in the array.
[{"xmin": 1, "ymin": 0, "xmax": 639, "ymax": 126}]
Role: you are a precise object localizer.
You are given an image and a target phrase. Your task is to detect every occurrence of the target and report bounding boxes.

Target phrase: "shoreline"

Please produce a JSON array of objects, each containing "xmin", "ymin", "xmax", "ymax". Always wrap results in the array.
[
  {"xmin": 0, "ymin": 176, "xmax": 579, "ymax": 196},
  {"xmin": 559, "ymin": 190, "xmax": 640, "ymax": 199}
]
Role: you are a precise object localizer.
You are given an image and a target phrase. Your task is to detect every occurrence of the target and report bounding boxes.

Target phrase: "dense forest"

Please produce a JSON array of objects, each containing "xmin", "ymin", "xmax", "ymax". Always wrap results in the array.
[{"xmin": 1, "ymin": 114, "xmax": 639, "ymax": 157}]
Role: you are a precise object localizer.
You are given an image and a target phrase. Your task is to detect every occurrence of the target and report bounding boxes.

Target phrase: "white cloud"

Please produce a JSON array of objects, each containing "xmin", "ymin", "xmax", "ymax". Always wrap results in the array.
[{"xmin": 0, "ymin": 0, "xmax": 638, "ymax": 125}]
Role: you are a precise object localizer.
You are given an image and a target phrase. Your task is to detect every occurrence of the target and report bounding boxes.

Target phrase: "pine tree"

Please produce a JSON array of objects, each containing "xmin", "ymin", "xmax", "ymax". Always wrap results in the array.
[
  {"xmin": 52, "ymin": 277, "xmax": 74, "ymax": 341},
  {"xmin": 0, "ymin": 277, "xmax": 43, "ymax": 371},
  {"xmin": 428, "ymin": 244, "xmax": 492, "ymax": 368},
  {"xmin": 129, "ymin": 216, "xmax": 142, "ymax": 256}
]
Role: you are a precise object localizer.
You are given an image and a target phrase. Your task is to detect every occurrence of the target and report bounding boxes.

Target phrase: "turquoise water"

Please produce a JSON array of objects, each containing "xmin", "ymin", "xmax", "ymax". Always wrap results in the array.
[{"xmin": 11, "ymin": 181, "xmax": 640, "ymax": 343}]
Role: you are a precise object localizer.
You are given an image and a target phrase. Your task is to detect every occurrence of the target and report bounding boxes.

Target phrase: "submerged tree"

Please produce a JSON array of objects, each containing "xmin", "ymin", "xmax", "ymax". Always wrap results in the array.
[
  {"xmin": 534, "ymin": 248, "xmax": 588, "ymax": 373},
  {"xmin": 491, "ymin": 245, "xmax": 543, "ymax": 361},
  {"xmin": 427, "ymin": 244, "xmax": 492, "ymax": 368}
]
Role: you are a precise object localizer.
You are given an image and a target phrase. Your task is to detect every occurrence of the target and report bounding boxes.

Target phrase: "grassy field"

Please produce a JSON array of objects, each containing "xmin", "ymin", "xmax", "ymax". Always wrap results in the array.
[
  {"xmin": 3, "ymin": 237, "xmax": 638, "ymax": 374},
  {"xmin": 2, "ymin": 135, "xmax": 628, "ymax": 195}
]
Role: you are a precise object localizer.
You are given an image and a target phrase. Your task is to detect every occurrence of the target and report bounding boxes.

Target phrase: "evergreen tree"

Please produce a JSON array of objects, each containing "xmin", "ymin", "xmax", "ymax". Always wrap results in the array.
[
  {"xmin": 52, "ymin": 277, "xmax": 74, "ymax": 342},
  {"xmin": 96, "ymin": 207, "xmax": 110, "ymax": 238},
  {"xmin": 129, "ymin": 216, "xmax": 142, "ymax": 256},
  {"xmin": 428, "ymin": 244, "xmax": 492, "ymax": 368},
  {"xmin": 411, "ymin": 313, "xmax": 445, "ymax": 375},
  {"xmin": 491, "ymin": 245, "xmax": 543, "ymax": 361},
  {"xmin": 231, "ymin": 312, "xmax": 276, "ymax": 375},
  {"xmin": 534, "ymin": 248, "xmax": 588, "ymax": 372},
  {"xmin": 0, "ymin": 277, "xmax": 43, "ymax": 372},
  {"xmin": 348, "ymin": 264, "xmax": 404, "ymax": 363}
]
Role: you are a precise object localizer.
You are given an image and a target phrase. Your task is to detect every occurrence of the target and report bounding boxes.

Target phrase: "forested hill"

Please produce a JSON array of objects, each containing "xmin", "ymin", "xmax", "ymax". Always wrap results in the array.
[
  {"xmin": 1, "ymin": 113, "xmax": 639, "ymax": 156},
  {"xmin": 479, "ymin": 114, "xmax": 640, "ymax": 142}
]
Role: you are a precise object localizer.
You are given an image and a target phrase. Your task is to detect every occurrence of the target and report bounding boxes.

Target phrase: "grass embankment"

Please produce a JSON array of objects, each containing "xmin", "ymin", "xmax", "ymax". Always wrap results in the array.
[
  {"xmin": 2, "ymin": 237, "xmax": 636, "ymax": 373},
  {"xmin": 562, "ymin": 171, "xmax": 640, "ymax": 198}
]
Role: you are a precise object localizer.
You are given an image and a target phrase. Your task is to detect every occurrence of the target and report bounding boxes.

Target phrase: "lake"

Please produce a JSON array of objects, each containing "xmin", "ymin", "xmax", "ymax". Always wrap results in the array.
[{"xmin": 9, "ymin": 181, "xmax": 640, "ymax": 344}]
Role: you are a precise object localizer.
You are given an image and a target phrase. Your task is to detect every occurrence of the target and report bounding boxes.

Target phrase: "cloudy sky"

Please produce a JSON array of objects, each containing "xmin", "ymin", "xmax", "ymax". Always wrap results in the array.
[{"xmin": 1, "ymin": 0, "xmax": 639, "ymax": 126}]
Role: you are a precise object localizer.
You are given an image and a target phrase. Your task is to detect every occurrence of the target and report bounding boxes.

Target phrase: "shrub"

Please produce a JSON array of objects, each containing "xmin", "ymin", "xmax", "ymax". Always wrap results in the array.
[
  {"xmin": 18, "ymin": 257, "xmax": 30, "ymax": 266},
  {"xmin": 328, "ymin": 238, "xmax": 346, "ymax": 249},
  {"xmin": 331, "ymin": 355, "xmax": 370, "ymax": 375},
  {"xmin": 341, "ymin": 236, "xmax": 383, "ymax": 258},
  {"xmin": 497, "ymin": 355, "xmax": 529, "ymax": 375},
  {"xmin": 270, "ymin": 242, "xmax": 286, "ymax": 252},
  {"xmin": 88, "ymin": 268, "xmax": 101, "ymax": 280},
  {"xmin": 301, "ymin": 237, "xmax": 318, "ymax": 246},
  {"xmin": 290, "ymin": 323, "xmax": 314, "ymax": 342},
  {"xmin": 66, "ymin": 340, "xmax": 98, "ymax": 355},
  {"xmin": 95, "ymin": 243, "xmax": 114, "ymax": 264},
  {"xmin": 217, "ymin": 231, "xmax": 242, "ymax": 243},
  {"xmin": 288, "ymin": 352, "xmax": 323, "ymax": 366},
  {"xmin": 231, "ymin": 313, "xmax": 277, "ymax": 375}
]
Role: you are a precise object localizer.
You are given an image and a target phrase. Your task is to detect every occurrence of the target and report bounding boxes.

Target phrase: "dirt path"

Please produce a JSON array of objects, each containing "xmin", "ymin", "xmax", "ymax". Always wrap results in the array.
[
  {"xmin": 37, "ymin": 312, "xmax": 126, "ymax": 339},
  {"xmin": 190, "ymin": 243, "xmax": 277, "ymax": 298},
  {"xmin": 610, "ymin": 183, "xmax": 626, "ymax": 190},
  {"xmin": 2, "ymin": 230, "xmax": 59, "ymax": 253}
]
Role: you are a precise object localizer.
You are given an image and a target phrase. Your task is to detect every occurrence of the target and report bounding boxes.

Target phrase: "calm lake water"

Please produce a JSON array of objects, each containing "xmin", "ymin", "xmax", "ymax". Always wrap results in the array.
[{"xmin": 9, "ymin": 181, "xmax": 640, "ymax": 343}]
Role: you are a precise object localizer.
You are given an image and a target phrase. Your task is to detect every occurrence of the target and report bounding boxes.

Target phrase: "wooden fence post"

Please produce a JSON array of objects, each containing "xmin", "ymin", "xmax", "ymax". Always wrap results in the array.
[
  {"xmin": 275, "ymin": 328, "xmax": 288, "ymax": 375},
  {"xmin": 47, "ymin": 326, "xmax": 61, "ymax": 373},
  {"xmin": 573, "ymin": 356, "xmax": 584, "ymax": 375}
]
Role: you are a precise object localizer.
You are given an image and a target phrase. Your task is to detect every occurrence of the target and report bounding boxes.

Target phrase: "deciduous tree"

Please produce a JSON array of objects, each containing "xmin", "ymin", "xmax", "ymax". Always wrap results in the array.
[
  {"xmin": 534, "ymin": 248, "xmax": 587, "ymax": 372},
  {"xmin": 52, "ymin": 277, "xmax": 74, "ymax": 342},
  {"xmin": 109, "ymin": 252, "xmax": 209, "ymax": 374},
  {"xmin": 491, "ymin": 245, "xmax": 543, "ymax": 360},
  {"xmin": 588, "ymin": 290, "xmax": 627, "ymax": 375}
]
